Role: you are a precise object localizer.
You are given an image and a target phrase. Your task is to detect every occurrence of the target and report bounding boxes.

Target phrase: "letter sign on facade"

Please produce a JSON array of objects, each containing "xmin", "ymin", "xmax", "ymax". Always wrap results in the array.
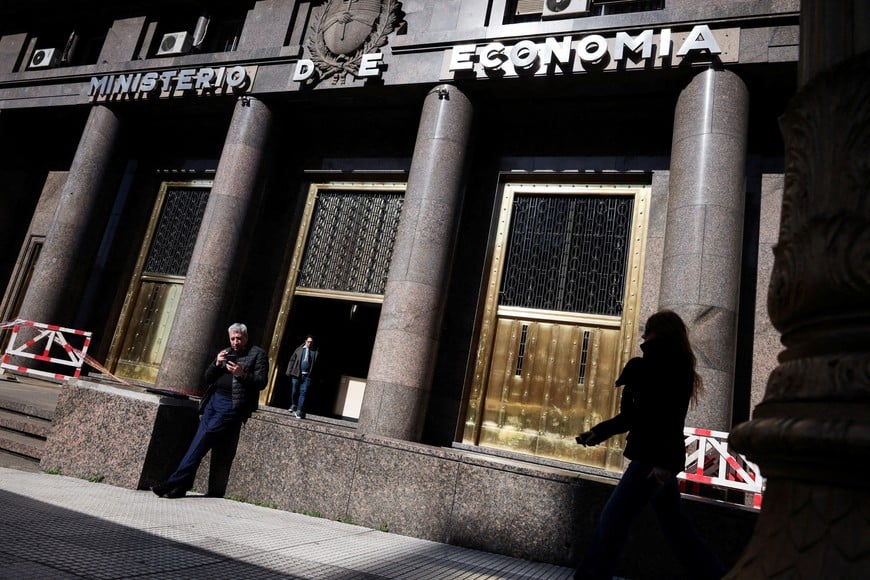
[
  {"xmin": 676, "ymin": 25, "xmax": 721, "ymax": 57},
  {"xmin": 293, "ymin": 59, "xmax": 316, "ymax": 81},
  {"xmin": 442, "ymin": 24, "xmax": 735, "ymax": 80}
]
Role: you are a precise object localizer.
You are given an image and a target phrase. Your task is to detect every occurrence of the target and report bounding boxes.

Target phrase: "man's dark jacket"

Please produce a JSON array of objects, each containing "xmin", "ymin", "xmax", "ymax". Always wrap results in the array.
[
  {"xmin": 200, "ymin": 344, "xmax": 268, "ymax": 421},
  {"xmin": 285, "ymin": 343, "xmax": 318, "ymax": 379}
]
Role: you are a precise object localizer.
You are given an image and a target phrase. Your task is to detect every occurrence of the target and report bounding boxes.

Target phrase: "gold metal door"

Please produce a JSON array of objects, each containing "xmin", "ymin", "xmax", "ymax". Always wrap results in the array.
[
  {"xmin": 0, "ymin": 238, "xmax": 42, "ymax": 352},
  {"xmin": 106, "ymin": 181, "xmax": 211, "ymax": 383},
  {"xmin": 463, "ymin": 183, "xmax": 649, "ymax": 471},
  {"xmin": 264, "ymin": 181, "xmax": 405, "ymax": 405}
]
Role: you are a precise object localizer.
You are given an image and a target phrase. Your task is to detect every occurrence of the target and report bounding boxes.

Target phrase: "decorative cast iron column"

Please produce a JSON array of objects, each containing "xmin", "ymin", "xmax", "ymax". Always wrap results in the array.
[
  {"xmin": 728, "ymin": 1, "xmax": 870, "ymax": 576},
  {"xmin": 358, "ymin": 84, "xmax": 473, "ymax": 441},
  {"xmin": 155, "ymin": 96, "xmax": 272, "ymax": 395},
  {"xmin": 663, "ymin": 68, "xmax": 749, "ymax": 431}
]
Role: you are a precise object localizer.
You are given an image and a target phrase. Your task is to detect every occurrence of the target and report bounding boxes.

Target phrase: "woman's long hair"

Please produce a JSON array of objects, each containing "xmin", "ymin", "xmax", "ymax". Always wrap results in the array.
[{"xmin": 644, "ymin": 310, "xmax": 703, "ymax": 404}]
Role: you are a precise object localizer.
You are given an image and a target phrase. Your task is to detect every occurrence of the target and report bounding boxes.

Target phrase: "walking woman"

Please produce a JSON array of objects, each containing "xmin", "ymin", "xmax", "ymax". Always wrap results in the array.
[{"xmin": 575, "ymin": 310, "xmax": 725, "ymax": 580}]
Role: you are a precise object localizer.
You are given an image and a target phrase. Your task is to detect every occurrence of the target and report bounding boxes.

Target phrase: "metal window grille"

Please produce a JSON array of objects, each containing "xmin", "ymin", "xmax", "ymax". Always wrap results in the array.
[
  {"xmin": 578, "ymin": 330, "xmax": 590, "ymax": 384},
  {"xmin": 500, "ymin": 194, "xmax": 634, "ymax": 316},
  {"xmin": 515, "ymin": 0, "xmax": 664, "ymax": 17},
  {"xmin": 515, "ymin": 324, "xmax": 529, "ymax": 376},
  {"xmin": 298, "ymin": 190, "xmax": 403, "ymax": 295},
  {"xmin": 144, "ymin": 187, "xmax": 210, "ymax": 276}
]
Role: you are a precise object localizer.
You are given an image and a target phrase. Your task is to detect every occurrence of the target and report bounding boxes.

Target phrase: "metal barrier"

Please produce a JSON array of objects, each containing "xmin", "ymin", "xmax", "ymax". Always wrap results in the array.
[
  {"xmin": 1, "ymin": 319, "xmax": 92, "ymax": 382},
  {"xmin": 679, "ymin": 426, "xmax": 764, "ymax": 508}
]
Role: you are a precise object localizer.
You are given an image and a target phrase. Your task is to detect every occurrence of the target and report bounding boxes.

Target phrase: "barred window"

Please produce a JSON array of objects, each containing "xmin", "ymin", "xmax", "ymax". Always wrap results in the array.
[
  {"xmin": 298, "ymin": 190, "xmax": 403, "ymax": 295},
  {"xmin": 500, "ymin": 194, "xmax": 633, "ymax": 316},
  {"xmin": 144, "ymin": 187, "xmax": 210, "ymax": 276},
  {"xmin": 514, "ymin": 0, "xmax": 664, "ymax": 20}
]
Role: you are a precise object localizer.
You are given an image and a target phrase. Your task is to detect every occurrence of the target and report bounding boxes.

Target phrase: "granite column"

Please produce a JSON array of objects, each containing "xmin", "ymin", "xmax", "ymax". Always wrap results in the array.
[
  {"xmin": 16, "ymin": 104, "xmax": 121, "ymax": 327},
  {"xmin": 155, "ymin": 96, "xmax": 272, "ymax": 395},
  {"xmin": 663, "ymin": 68, "xmax": 749, "ymax": 431},
  {"xmin": 728, "ymin": 1, "xmax": 870, "ymax": 576},
  {"xmin": 358, "ymin": 85, "xmax": 473, "ymax": 441}
]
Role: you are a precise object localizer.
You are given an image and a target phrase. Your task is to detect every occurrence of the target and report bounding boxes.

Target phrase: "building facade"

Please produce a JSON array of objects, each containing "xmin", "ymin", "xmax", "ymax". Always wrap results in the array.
[
  {"xmin": 0, "ymin": 0, "xmax": 798, "ymax": 468},
  {"xmin": 6, "ymin": 2, "xmax": 868, "ymax": 576}
]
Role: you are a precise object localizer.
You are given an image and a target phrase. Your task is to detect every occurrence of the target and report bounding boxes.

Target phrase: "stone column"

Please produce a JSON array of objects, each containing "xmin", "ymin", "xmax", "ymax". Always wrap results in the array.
[
  {"xmin": 155, "ymin": 96, "xmax": 272, "ymax": 395},
  {"xmin": 728, "ymin": 1, "xmax": 870, "ymax": 577},
  {"xmin": 358, "ymin": 85, "xmax": 473, "ymax": 441},
  {"xmin": 662, "ymin": 69, "xmax": 749, "ymax": 431},
  {"xmin": 17, "ymin": 105, "xmax": 121, "ymax": 327}
]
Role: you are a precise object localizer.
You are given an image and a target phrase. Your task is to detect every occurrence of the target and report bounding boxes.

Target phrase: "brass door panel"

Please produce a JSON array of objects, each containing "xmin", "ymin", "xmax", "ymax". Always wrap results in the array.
[
  {"xmin": 463, "ymin": 182, "xmax": 649, "ymax": 471},
  {"xmin": 113, "ymin": 276, "xmax": 183, "ymax": 383},
  {"xmin": 478, "ymin": 317, "xmax": 625, "ymax": 470},
  {"xmin": 107, "ymin": 181, "xmax": 211, "ymax": 383}
]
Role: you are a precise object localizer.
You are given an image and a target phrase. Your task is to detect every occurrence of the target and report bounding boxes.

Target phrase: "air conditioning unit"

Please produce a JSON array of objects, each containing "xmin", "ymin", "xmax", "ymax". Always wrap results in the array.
[
  {"xmin": 29, "ymin": 48, "xmax": 58, "ymax": 69},
  {"xmin": 542, "ymin": 0, "xmax": 592, "ymax": 19},
  {"xmin": 156, "ymin": 31, "xmax": 192, "ymax": 56}
]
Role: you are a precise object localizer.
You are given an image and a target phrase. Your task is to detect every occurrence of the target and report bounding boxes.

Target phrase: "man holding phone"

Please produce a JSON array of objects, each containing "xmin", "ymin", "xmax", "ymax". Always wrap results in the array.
[{"xmin": 152, "ymin": 322, "xmax": 268, "ymax": 499}]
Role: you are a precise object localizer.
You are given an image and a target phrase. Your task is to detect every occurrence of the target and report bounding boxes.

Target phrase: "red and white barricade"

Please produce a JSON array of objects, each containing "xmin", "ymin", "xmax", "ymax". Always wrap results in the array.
[
  {"xmin": 679, "ymin": 426, "xmax": 764, "ymax": 508},
  {"xmin": 1, "ymin": 319, "xmax": 92, "ymax": 382}
]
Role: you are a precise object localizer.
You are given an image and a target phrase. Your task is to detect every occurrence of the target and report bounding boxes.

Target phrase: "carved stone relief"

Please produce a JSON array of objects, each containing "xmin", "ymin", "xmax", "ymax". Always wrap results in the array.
[{"xmin": 306, "ymin": 0, "xmax": 403, "ymax": 85}]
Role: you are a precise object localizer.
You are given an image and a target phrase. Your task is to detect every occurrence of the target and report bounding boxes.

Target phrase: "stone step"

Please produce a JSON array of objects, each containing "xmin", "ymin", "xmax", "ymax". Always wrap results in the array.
[
  {"xmin": 0, "ymin": 376, "xmax": 58, "ymax": 466},
  {"xmin": 0, "ymin": 449, "xmax": 41, "ymax": 472},
  {"xmin": 0, "ymin": 376, "xmax": 59, "ymax": 421},
  {"xmin": 0, "ymin": 408, "xmax": 52, "ymax": 438},
  {"xmin": 0, "ymin": 427, "xmax": 45, "ymax": 461}
]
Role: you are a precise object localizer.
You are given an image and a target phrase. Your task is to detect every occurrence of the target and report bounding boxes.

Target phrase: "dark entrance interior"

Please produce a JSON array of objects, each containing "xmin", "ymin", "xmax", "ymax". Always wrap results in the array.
[{"xmin": 271, "ymin": 295, "xmax": 380, "ymax": 419}]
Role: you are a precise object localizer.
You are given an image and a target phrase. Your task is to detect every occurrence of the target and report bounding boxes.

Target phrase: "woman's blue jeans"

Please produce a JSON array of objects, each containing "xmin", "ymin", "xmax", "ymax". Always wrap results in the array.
[{"xmin": 576, "ymin": 460, "xmax": 725, "ymax": 580}]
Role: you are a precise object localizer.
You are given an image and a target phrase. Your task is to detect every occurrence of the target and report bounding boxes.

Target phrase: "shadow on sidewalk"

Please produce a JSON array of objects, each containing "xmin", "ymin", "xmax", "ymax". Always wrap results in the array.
[{"xmin": 0, "ymin": 489, "xmax": 308, "ymax": 579}]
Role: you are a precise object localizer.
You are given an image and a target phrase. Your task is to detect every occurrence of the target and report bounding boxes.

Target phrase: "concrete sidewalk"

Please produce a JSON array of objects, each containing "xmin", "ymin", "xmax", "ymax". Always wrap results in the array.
[{"xmin": 0, "ymin": 467, "xmax": 575, "ymax": 579}]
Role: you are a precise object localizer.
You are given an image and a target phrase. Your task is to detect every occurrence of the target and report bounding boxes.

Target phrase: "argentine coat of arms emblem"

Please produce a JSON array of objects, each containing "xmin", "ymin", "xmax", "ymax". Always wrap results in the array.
[{"xmin": 308, "ymin": 0, "xmax": 403, "ymax": 85}]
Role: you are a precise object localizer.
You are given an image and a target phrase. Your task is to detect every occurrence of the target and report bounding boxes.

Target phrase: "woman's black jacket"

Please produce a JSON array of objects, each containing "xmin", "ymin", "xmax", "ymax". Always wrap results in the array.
[{"xmin": 590, "ymin": 337, "xmax": 693, "ymax": 473}]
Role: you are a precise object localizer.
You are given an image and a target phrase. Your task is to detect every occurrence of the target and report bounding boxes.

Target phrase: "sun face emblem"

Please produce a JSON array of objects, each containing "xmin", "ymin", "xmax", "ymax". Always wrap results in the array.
[{"xmin": 307, "ymin": 0, "xmax": 403, "ymax": 85}]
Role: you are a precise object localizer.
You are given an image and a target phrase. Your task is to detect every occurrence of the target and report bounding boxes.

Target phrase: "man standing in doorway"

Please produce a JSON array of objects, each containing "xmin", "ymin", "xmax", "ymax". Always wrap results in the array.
[
  {"xmin": 286, "ymin": 335, "xmax": 318, "ymax": 419},
  {"xmin": 152, "ymin": 323, "xmax": 268, "ymax": 498}
]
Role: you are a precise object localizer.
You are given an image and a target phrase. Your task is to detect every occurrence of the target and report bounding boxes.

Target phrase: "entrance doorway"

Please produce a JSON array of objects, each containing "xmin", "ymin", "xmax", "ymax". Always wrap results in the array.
[
  {"xmin": 0, "ymin": 238, "xmax": 42, "ymax": 352},
  {"xmin": 271, "ymin": 296, "xmax": 380, "ymax": 418},
  {"xmin": 265, "ymin": 181, "xmax": 406, "ymax": 418},
  {"xmin": 462, "ymin": 182, "xmax": 650, "ymax": 471},
  {"xmin": 105, "ymin": 180, "xmax": 211, "ymax": 383}
]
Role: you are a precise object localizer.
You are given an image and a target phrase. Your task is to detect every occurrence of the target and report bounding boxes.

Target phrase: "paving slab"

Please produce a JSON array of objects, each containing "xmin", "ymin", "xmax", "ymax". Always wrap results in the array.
[{"xmin": 0, "ymin": 467, "xmax": 576, "ymax": 580}]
